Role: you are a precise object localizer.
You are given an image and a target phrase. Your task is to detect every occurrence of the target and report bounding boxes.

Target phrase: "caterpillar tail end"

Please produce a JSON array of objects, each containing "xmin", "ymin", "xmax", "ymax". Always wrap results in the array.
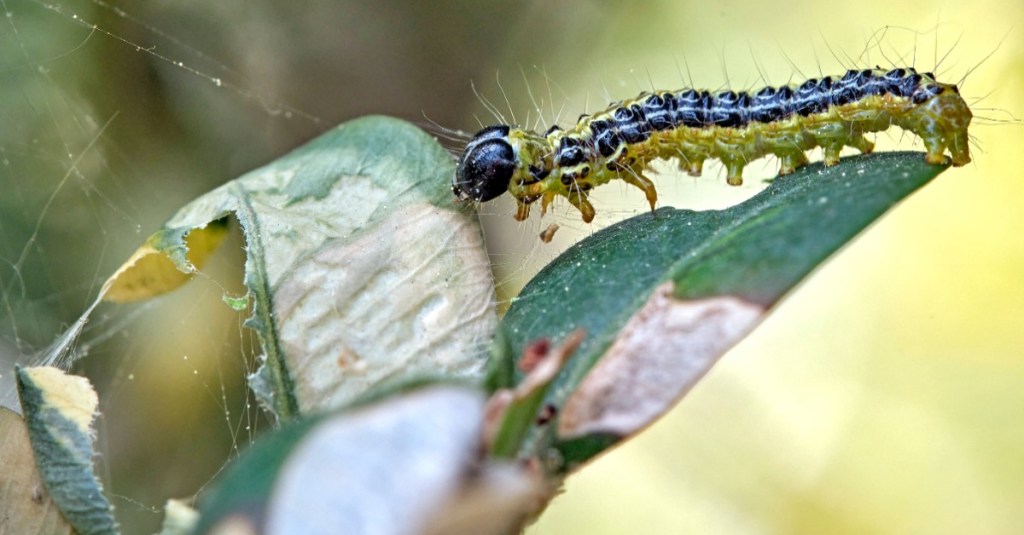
[
  {"xmin": 924, "ymin": 152, "xmax": 951, "ymax": 165},
  {"xmin": 948, "ymin": 132, "xmax": 972, "ymax": 167},
  {"xmin": 919, "ymin": 88, "xmax": 973, "ymax": 167},
  {"xmin": 923, "ymin": 131, "xmax": 971, "ymax": 168}
]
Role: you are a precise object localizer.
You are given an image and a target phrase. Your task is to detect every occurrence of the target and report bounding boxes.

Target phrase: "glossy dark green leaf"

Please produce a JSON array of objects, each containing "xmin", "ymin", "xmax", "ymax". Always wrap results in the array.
[{"xmin": 499, "ymin": 151, "xmax": 949, "ymax": 471}]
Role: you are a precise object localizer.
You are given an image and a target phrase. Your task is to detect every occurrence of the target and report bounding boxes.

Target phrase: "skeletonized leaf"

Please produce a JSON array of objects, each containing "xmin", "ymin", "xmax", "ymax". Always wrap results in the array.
[{"xmin": 98, "ymin": 116, "xmax": 496, "ymax": 420}]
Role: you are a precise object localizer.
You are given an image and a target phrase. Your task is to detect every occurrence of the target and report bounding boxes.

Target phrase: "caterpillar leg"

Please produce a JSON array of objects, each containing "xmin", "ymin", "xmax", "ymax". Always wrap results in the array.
[
  {"xmin": 515, "ymin": 200, "xmax": 532, "ymax": 221},
  {"xmin": 822, "ymin": 133, "xmax": 873, "ymax": 167},
  {"xmin": 724, "ymin": 159, "xmax": 745, "ymax": 186},
  {"xmin": 566, "ymin": 191, "xmax": 596, "ymax": 223},
  {"xmin": 922, "ymin": 135, "xmax": 952, "ymax": 166},
  {"xmin": 948, "ymin": 131, "xmax": 971, "ymax": 167},
  {"xmin": 823, "ymin": 143, "xmax": 843, "ymax": 166},
  {"xmin": 621, "ymin": 172, "xmax": 658, "ymax": 211},
  {"xmin": 847, "ymin": 135, "xmax": 875, "ymax": 155},
  {"xmin": 680, "ymin": 159, "xmax": 704, "ymax": 177},
  {"xmin": 778, "ymin": 152, "xmax": 810, "ymax": 175},
  {"xmin": 540, "ymin": 192, "xmax": 556, "ymax": 216}
]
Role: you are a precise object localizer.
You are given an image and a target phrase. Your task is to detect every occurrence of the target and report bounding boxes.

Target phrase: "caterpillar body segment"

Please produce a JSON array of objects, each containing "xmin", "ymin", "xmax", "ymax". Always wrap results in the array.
[{"xmin": 452, "ymin": 67, "xmax": 973, "ymax": 222}]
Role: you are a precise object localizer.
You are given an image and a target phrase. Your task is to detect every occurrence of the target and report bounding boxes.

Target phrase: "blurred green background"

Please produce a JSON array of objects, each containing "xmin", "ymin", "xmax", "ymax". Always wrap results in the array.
[{"xmin": 1, "ymin": 0, "xmax": 1022, "ymax": 533}]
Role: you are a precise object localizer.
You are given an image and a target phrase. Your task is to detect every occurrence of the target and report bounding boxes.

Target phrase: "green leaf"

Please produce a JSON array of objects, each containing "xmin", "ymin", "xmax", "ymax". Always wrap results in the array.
[
  {"xmin": 96, "ymin": 116, "xmax": 496, "ymax": 420},
  {"xmin": 220, "ymin": 292, "xmax": 249, "ymax": 312},
  {"xmin": 499, "ymin": 151, "xmax": 949, "ymax": 471}
]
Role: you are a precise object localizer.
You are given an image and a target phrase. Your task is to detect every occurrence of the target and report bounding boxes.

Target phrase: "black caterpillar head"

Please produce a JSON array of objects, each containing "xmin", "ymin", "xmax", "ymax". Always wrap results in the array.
[{"xmin": 453, "ymin": 125, "xmax": 515, "ymax": 202}]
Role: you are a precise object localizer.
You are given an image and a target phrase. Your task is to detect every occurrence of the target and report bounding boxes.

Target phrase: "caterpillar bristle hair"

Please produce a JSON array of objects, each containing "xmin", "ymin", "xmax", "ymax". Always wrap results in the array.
[{"xmin": 452, "ymin": 67, "xmax": 973, "ymax": 223}]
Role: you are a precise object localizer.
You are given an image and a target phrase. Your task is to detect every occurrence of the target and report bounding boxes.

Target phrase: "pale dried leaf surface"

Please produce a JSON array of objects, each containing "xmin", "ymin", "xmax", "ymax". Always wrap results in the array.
[
  {"xmin": 266, "ymin": 387, "xmax": 486, "ymax": 535},
  {"xmin": 559, "ymin": 282, "xmax": 764, "ymax": 439},
  {"xmin": 275, "ymin": 203, "xmax": 494, "ymax": 412},
  {"xmin": 0, "ymin": 408, "xmax": 75, "ymax": 535}
]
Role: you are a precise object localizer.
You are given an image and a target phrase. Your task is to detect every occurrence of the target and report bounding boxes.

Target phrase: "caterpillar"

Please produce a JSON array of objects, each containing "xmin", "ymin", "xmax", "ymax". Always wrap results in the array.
[{"xmin": 452, "ymin": 67, "xmax": 973, "ymax": 222}]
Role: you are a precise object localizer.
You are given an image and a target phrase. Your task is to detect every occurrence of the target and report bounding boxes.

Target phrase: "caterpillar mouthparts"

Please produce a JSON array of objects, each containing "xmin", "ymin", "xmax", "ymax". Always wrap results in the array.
[{"xmin": 453, "ymin": 67, "xmax": 972, "ymax": 223}]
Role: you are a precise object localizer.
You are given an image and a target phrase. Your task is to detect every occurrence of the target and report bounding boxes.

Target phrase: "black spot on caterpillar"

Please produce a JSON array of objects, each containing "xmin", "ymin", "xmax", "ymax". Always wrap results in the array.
[{"xmin": 452, "ymin": 67, "xmax": 972, "ymax": 223}]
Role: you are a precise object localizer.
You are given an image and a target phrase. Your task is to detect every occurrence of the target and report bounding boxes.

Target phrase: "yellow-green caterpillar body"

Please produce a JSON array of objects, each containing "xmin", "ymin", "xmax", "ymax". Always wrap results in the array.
[{"xmin": 453, "ymin": 67, "xmax": 972, "ymax": 222}]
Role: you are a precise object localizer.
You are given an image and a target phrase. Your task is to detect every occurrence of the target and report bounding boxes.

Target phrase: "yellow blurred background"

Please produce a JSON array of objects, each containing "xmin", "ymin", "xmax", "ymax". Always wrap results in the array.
[{"xmin": 0, "ymin": 0, "xmax": 1022, "ymax": 533}]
